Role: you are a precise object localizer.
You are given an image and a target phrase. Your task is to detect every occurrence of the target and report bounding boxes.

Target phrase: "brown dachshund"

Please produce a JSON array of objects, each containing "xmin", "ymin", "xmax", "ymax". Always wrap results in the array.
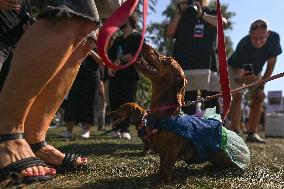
[
  {"xmin": 133, "ymin": 44, "xmax": 249, "ymax": 183},
  {"xmin": 108, "ymin": 102, "xmax": 151, "ymax": 153}
]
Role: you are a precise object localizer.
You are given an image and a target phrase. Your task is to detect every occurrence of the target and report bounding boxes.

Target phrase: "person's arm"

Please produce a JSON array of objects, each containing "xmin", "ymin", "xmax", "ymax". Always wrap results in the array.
[
  {"xmin": 262, "ymin": 57, "xmax": 277, "ymax": 81},
  {"xmin": 166, "ymin": 0, "xmax": 189, "ymax": 38},
  {"xmin": 195, "ymin": 1, "xmax": 227, "ymax": 28},
  {"xmin": 98, "ymin": 80, "xmax": 105, "ymax": 97},
  {"xmin": 89, "ymin": 50, "xmax": 104, "ymax": 66},
  {"xmin": 165, "ymin": 13, "xmax": 182, "ymax": 38},
  {"xmin": 200, "ymin": 13, "xmax": 227, "ymax": 28},
  {"xmin": 0, "ymin": 0, "xmax": 20, "ymax": 11},
  {"xmin": 261, "ymin": 32, "xmax": 281, "ymax": 81}
]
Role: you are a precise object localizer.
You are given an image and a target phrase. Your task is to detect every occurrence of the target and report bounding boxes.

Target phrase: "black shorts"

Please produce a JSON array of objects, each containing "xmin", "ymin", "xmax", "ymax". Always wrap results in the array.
[
  {"xmin": 0, "ymin": 42, "xmax": 14, "ymax": 91},
  {"xmin": 33, "ymin": 0, "xmax": 100, "ymax": 23}
]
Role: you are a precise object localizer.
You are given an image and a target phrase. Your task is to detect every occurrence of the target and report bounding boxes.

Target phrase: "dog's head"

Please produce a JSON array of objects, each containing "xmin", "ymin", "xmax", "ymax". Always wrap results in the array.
[
  {"xmin": 108, "ymin": 103, "xmax": 146, "ymax": 126},
  {"xmin": 135, "ymin": 44, "xmax": 187, "ymax": 107}
]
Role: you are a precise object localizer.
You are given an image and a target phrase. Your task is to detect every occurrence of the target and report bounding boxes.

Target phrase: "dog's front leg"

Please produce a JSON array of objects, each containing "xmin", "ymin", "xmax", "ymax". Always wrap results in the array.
[
  {"xmin": 158, "ymin": 155, "xmax": 165, "ymax": 176},
  {"xmin": 142, "ymin": 140, "xmax": 150, "ymax": 154},
  {"xmin": 160, "ymin": 154, "xmax": 178, "ymax": 184}
]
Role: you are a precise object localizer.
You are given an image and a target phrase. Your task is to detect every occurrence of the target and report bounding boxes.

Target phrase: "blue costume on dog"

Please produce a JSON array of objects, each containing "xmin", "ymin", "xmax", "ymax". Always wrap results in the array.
[{"xmin": 145, "ymin": 108, "xmax": 250, "ymax": 170}]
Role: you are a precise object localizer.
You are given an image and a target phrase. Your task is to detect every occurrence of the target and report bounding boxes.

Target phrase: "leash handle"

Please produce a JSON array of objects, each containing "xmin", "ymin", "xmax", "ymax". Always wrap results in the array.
[
  {"xmin": 97, "ymin": 0, "xmax": 148, "ymax": 70},
  {"xmin": 216, "ymin": 0, "xmax": 231, "ymax": 120}
]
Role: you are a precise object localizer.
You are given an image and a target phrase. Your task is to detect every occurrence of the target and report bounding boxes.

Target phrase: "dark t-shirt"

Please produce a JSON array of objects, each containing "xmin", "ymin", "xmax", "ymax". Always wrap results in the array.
[
  {"xmin": 0, "ymin": 0, "xmax": 32, "ymax": 46},
  {"xmin": 228, "ymin": 31, "xmax": 282, "ymax": 75},
  {"xmin": 75, "ymin": 56, "xmax": 99, "ymax": 84},
  {"xmin": 173, "ymin": 7, "xmax": 217, "ymax": 71},
  {"xmin": 108, "ymin": 32, "xmax": 142, "ymax": 80}
]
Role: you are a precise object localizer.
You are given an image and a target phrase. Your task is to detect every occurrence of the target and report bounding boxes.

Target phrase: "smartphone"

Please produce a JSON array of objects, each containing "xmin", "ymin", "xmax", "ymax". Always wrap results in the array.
[{"xmin": 243, "ymin": 64, "xmax": 254, "ymax": 74}]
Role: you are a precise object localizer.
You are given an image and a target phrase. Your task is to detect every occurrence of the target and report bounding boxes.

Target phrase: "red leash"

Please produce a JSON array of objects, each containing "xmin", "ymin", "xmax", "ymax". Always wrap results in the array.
[
  {"xmin": 97, "ymin": 0, "xmax": 148, "ymax": 70},
  {"xmin": 216, "ymin": 0, "xmax": 231, "ymax": 120}
]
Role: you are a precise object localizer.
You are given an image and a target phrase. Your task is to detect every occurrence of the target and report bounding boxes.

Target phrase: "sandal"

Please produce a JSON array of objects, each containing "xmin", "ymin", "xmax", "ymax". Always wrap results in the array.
[
  {"xmin": 30, "ymin": 141, "xmax": 88, "ymax": 173},
  {"xmin": 0, "ymin": 133, "xmax": 53, "ymax": 185}
]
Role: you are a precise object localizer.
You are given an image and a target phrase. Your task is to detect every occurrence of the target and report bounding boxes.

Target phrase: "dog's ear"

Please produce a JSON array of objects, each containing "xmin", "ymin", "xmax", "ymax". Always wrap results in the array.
[{"xmin": 176, "ymin": 78, "xmax": 188, "ymax": 107}]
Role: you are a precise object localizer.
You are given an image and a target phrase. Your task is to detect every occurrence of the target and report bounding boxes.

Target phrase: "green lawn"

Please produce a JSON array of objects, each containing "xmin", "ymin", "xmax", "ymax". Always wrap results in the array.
[{"xmin": 13, "ymin": 125, "xmax": 284, "ymax": 189}]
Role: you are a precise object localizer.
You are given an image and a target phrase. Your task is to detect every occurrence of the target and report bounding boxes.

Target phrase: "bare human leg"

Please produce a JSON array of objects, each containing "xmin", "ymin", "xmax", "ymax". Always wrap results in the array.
[
  {"xmin": 229, "ymin": 92, "xmax": 242, "ymax": 132},
  {"xmin": 247, "ymin": 89, "xmax": 265, "ymax": 133},
  {"xmin": 0, "ymin": 17, "xmax": 96, "ymax": 177},
  {"xmin": 25, "ymin": 32, "xmax": 97, "ymax": 167}
]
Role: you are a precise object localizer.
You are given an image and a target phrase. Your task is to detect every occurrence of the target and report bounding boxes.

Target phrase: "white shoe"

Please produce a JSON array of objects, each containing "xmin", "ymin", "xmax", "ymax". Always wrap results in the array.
[
  {"xmin": 121, "ymin": 132, "xmax": 131, "ymax": 140},
  {"xmin": 246, "ymin": 133, "xmax": 266, "ymax": 143},
  {"xmin": 59, "ymin": 130, "xmax": 72, "ymax": 138},
  {"xmin": 111, "ymin": 131, "xmax": 121, "ymax": 139},
  {"xmin": 81, "ymin": 130, "xmax": 90, "ymax": 138}
]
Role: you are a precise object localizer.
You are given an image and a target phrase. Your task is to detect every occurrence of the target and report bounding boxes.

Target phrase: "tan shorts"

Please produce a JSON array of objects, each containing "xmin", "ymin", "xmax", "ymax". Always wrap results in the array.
[
  {"xmin": 228, "ymin": 66, "xmax": 243, "ymax": 90},
  {"xmin": 228, "ymin": 66, "xmax": 263, "ymax": 95}
]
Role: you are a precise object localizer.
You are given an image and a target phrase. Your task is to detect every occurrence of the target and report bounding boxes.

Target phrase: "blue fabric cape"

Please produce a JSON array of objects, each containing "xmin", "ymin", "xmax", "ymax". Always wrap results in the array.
[{"xmin": 145, "ymin": 112, "xmax": 222, "ymax": 163}]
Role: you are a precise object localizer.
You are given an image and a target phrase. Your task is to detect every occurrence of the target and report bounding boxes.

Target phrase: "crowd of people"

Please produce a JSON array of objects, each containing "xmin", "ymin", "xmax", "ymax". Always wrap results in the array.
[{"xmin": 0, "ymin": 0, "xmax": 282, "ymax": 185}]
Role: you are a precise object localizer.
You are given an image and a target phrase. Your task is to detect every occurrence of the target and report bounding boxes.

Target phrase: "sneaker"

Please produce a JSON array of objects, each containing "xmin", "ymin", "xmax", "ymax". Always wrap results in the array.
[
  {"xmin": 121, "ymin": 132, "xmax": 131, "ymax": 140},
  {"xmin": 111, "ymin": 131, "xmax": 121, "ymax": 139},
  {"xmin": 81, "ymin": 130, "xmax": 90, "ymax": 138},
  {"xmin": 246, "ymin": 133, "xmax": 266, "ymax": 143},
  {"xmin": 59, "ymin": 130, "xmax": 72, "ymax": 138}
]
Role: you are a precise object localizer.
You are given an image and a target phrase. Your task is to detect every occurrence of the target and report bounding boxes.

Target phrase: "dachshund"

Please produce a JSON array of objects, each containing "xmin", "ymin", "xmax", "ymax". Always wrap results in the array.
[{"xmin": 132, "ymin": 44, "xmax": 250, "ymax": 183}]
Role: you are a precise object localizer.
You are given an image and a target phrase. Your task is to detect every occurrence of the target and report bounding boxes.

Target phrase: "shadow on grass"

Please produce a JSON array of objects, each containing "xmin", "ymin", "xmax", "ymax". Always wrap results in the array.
[
  {"xmin": 74, "ymin": 173, "xmax": 185, "ymax": 189},
  {"xmin": 52, "ymin": 142, "xmax": 141, "ymax": 157},
  {"xmin": 76, "ymin": 175, "xmax": 153, "ymax": 189},
  {"xmin": 46, "ymin": 133, "xmax": 145, "ymax": 157},
  {"xmin": 75, "ymin": 164, "xmax": 243, "ymax": 189}
]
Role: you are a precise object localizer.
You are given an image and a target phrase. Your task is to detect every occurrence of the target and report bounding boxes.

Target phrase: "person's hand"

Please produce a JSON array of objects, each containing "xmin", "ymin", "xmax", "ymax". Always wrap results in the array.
[
  {"xmin": 240, "ymin": 73, "xmax": 260, "ymax": 85},
  {"xmin": 107, "ymin": 68, "xmax": 116, "ymax": 77},
  {"xmin": 107, "ymin": 58, "xmax": 121, "ymax": 77},
  {"xmin": 99, "ymin": 80, "xmax": 105, "ymax": 97},
  {"xmin": 177, "ymin": 0, "xmax": 189, "ymax": 13},
  {"xmin": 0, "ymin": 0, "xmax": 21, "ymax": 11},
  {"xmin": 114, "ymin": 58, "xmax": 121, "ymax": 66},
  {"xmin": 194, "ymin": 0, "xmax": 203, "ymax": 18}
]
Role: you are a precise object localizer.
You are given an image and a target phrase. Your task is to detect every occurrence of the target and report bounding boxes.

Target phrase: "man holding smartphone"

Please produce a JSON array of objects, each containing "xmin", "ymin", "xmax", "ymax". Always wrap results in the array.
[{"xmin": 228, "ymin": 19, "xmax": 282, "ymax": 143}]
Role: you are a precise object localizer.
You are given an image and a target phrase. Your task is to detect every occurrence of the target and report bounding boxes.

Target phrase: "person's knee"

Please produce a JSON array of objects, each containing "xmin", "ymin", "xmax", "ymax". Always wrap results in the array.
[{"xmin": 252, "ymin": 90, "xmax": 265, "ymax": 103}]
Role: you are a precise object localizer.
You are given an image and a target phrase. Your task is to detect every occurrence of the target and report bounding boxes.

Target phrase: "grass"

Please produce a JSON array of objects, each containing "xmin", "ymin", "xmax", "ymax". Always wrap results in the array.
[{"xmin": 4, "ymin": 125, "xmax": 284, "ymax": 189}]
